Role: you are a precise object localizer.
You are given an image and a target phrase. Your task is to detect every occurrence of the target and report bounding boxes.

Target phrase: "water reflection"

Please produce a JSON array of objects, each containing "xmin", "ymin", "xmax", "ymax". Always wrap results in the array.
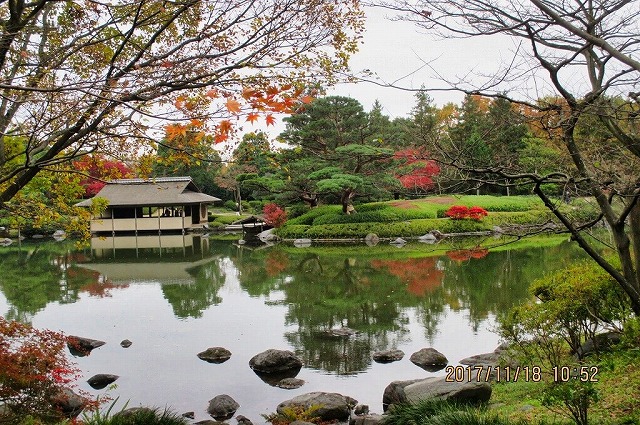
[
  {"xmin": 0, "ymin": 235, "xmax": 586, "ymax": 379},
  {"xmin": 224, "ymin": 239, "xmax": 585, "ymax": 375}
]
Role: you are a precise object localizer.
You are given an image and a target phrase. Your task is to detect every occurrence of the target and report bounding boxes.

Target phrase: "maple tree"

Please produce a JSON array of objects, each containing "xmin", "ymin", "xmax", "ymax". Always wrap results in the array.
[
  {"xmin": 0, "ymin": 318, "xmax": 95, "ymax": 422},
  {"xmin": 0, "ymin": 0, "xmax": 365, "ymax": 211},
  {"xmin": 393, "ymin": 148, "xmax": 440, "ymax": 194},
  {"xmin": 74, "ymin": 155, "xmax": 134, "ymax": 198},
  {"xmin": 263, "ymin": 203, "xmax": 287, "ymax": 228}
]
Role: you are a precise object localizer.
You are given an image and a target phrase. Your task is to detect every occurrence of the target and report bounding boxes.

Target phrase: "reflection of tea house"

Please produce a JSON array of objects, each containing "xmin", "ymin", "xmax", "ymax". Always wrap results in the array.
[{"xmin": 75, "ymin": 177, "xmax": 220, "ymax": 234}]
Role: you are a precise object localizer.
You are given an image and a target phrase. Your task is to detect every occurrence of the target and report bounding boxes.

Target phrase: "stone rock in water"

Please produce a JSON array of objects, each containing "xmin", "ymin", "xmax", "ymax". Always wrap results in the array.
[
  {"xmin": 67, "ymin": 336, "xmax": 106, "ymax": 357},
  {"xmin": 198, "ymin": 347, "xmax": 232, "ymax": 363},
  {"xmin": 207, "ymin": 394, "xmax": 239, "ymax": 420},
  {"xmin": 410, "ymin": 347, "xmax": 448, "ymax": 371},
  {"xmin": 87, "ymin": 374, "xmax": 119, "ymax": 390},
  {"xmin": 418, "ymin": 233, "xmax": 437, "ymax": 244},
  {"xmin": 322, "ymin": 327, "xmax": 358, "ymax": 339},
  {"xmin": 120, "ymin": 339, "xmax": 133, "ymax": 348},
  {"xmin": 236, "ymin": 414, "xmax": 254, "ymax": 425},
  {"xmin": 372, "ymin": 349, "xmax": 405, "ymax": 363},
  {"xmin": 277, "ymin": 392, "xmax": 357, "ymax": 422},
  {"xmin": 249, "ymin": 349, "xmax": 302, "ymax": 374},
  {"xmin": 50, "ymin": 388, "xmax": 86, "ymax": 418},
  {"xmin": 364, "ymin": 233, "xmax": 379, "ymax": 246},
  {"xmin": 293, "ymin": 238, "xmax": 312, "ymax": 248},
  {"xmin": 389, "ymin": 237, "xmax": 406, "ymax": 246},
  {"xmin": 275, "ymin": 377, "xmax": 305, "ymax": 389}
]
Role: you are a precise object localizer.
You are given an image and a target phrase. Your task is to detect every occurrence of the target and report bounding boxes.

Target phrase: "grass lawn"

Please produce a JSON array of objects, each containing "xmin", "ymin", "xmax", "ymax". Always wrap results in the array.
[{"xmin": 488, "ymin": 347, "xmax": 640, "ymax": 424}]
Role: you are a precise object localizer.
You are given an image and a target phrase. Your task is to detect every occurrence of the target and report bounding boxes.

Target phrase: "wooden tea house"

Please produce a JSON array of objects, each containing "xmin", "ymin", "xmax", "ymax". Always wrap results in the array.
[{"xmin": 75, "ymin": 177, "xmax": 220, "ymax": 234}]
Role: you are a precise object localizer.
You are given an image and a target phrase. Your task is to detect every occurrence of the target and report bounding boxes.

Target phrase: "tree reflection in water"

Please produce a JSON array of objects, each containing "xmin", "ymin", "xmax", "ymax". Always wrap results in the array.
[
  {"xmin": 0, "ymin": 237, "xmax": 587, "ymax": 377},
  {"xmin": 229, "ymin": 239, "xmax": 586, "ymax": 375}
]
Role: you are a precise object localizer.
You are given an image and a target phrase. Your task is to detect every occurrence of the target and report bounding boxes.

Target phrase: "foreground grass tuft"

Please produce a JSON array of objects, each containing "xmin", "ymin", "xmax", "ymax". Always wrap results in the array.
[
  {"xmin": 83, "ymin": 407, "xmax": 189, "ymax": 425},
  {"xmin": 382, "ymin": 399, "xmax": 529, "ymax": 425}
]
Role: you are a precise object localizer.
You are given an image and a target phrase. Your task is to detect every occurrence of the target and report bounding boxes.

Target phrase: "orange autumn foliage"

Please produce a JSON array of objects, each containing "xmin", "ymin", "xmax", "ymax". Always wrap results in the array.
[
  {"xmin": 446, "ymin": 248, "xmax": 489, "ymax": 262},
  {"xmin": 168, "ymin": 84, "xmax": 317, "ymax": 144}
]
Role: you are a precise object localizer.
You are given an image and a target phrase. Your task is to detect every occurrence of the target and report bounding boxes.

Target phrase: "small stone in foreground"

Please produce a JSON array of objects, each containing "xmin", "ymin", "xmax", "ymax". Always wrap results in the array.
[
  {"xmin": 120, "ymin": 339, "xmax": 132, "ymax": 348},
  {"xmin": 207, "ymin": 394, "xmax": 239, "ymax": 420}
]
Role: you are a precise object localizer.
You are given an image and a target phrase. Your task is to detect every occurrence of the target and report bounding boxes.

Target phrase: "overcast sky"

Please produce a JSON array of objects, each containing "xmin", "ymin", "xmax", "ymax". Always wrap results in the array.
[
  {"xmin": 236, "ymin": 5, "xmax": 510, "ymax": 145},
  {"xmin": 326, "ymin": 5, "xmax": 509, "ymax": 118}
]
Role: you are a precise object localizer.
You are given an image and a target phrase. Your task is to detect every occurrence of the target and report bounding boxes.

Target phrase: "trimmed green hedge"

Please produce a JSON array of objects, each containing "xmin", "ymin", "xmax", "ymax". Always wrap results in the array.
[
  {"xmin": 311, "ymin": 208, "xmax": 436, "ymax": 225},
  {"xmin": 485, "ymin": 211, "xmax": 554, "ymax": 226},
  {"xmin": 285, "ymin": 205, "xmax": 342, "ymax": 225},
  {"xmin": 276, "ymin": 218, "xmax": 491, "ymax": 239},
  {"xmin": 453, "ymin": 195, "xmax": 546, "ymax": 212}
]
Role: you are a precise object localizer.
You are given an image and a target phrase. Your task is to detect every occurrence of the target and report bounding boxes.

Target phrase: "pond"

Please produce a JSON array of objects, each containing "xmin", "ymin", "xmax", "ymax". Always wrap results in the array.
[{"xmin": 0, "ymin": 234, "xmax": 588, "ymax": 422}]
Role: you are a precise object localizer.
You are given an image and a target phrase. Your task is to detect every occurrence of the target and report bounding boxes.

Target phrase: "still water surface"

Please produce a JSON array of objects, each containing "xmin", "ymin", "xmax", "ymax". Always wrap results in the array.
[{"xmin": 0, "ymin": 235, "xmax": 587, "ymax": 422}]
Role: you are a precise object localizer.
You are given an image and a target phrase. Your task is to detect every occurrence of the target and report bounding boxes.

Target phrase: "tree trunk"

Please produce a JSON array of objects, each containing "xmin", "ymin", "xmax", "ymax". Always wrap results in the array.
[
  {"xmin": 629, "ymin": 201, "xmax": 640, "ymax": 287},
  {"xmin": 341, "ymin": 189, "xmax": 356, "ymax": 214},
  {"xmin": 300, "ymin": 192, "xmax": 318, "ymax": 208}
]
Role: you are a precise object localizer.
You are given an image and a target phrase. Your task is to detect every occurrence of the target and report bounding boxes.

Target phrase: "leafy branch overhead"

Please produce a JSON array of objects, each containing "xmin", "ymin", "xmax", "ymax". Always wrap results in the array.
[{"xmin": 0, "ymin": 0, "xmax": 365, "ymax": 206}]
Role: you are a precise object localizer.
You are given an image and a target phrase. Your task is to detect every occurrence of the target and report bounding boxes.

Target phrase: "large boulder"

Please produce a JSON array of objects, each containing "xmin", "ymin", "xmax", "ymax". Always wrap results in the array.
[
  {"xmin": 350, "ymin": 414, "xmax": 384, "ymax": 425},
  {"xmin": 410, "ymin": 348, "xmax": 448, "ymax": 371},
  {"xmin": 198, "ymin": 347, "xmax": 232, "ymax": 363},
  {"xmin": 277, "ymin": 392, "xmax": 357, "ymax": 422},
  {"xmin": 249, "ymin": 349, "xmax": 302, "ymax": 374},
  {"xmin": 459, "ymin": 352, "xmax": 501, "ymax": 367},
  {"xmin": 207, "ymin": 394, "xmax": 239, "ymax": 420},
  {"xmin": 459, "ymin": 346, "xmax": 519, "ymax": 381},
  {"xmin": 383, "ymin": 377, "xmax": 491, "ymax": 411}
]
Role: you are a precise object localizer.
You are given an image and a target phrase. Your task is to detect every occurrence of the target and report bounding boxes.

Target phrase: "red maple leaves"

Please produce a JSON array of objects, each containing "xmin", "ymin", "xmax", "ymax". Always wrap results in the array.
[
  {"xmin": 74, "ymin": 155, "xmax": 133, "ymax": 197},
  {"xmin": 263, "ymin": 203, "xmax": 287, "ymax": 228},
  {"xmin": 394, "ymin": 148, "xmax": 440, "ymax": 191}
]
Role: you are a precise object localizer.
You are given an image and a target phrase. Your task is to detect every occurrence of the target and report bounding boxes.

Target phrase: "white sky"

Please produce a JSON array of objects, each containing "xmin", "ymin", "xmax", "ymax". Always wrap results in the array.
[
  {"xmin": 226, "ymin": 5, "xmax": 512, "ymax": 149},
  {"xmin": 327, "ymin": 5, "xmax": 509, "ymax": 118}
]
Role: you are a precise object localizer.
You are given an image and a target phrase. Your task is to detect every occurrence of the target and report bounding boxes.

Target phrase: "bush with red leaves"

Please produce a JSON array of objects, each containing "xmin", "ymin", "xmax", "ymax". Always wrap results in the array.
[
  {"xmin": 263, "ymin": 203, "xmax": 288, "ymax": 228},
  {"xmin": 0, "ymin": 318, "xmax": 99, "ymax": 422},
  {"xmin": 444, "ymin": 205, "xmax": 488, "ymax": 221}
]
